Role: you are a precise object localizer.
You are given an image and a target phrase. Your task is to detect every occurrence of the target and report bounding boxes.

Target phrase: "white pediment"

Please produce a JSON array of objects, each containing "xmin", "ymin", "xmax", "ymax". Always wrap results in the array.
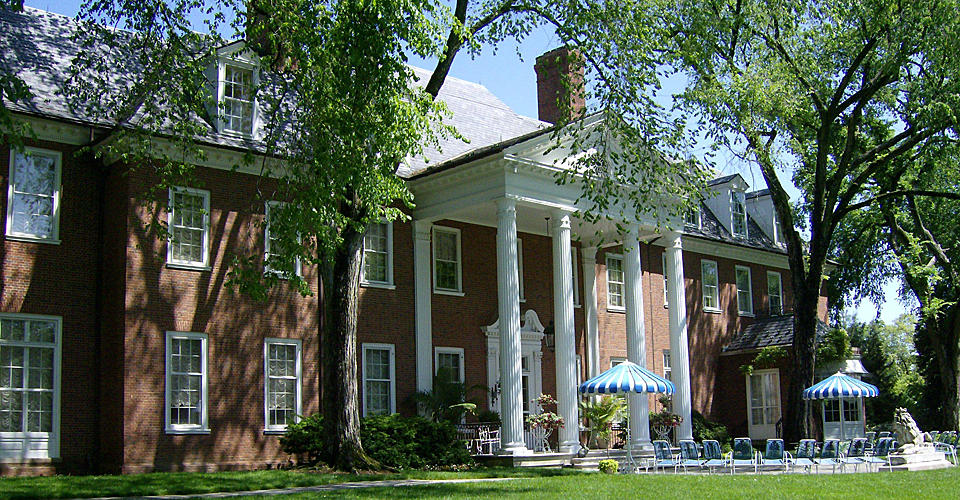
[{"xmin": 483, "ymin": 309, "xmax": 545, "ymax": 342}]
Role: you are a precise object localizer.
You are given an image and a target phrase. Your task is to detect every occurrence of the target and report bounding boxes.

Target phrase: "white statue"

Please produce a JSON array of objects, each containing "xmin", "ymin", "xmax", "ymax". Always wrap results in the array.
[{"xmin": 892, "ymin": 407, "xmax": 929, "ymax": 454}]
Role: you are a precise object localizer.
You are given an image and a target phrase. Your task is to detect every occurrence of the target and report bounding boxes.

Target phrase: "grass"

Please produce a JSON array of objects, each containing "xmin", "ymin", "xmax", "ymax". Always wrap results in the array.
[
  {"xmin": 0, "ymin": 467, "xmax": 575, "ymax": 499},
  {"xmin": 239, "ymin": 468, "xmax": 960, "ymax": 500},
  {"xmin": 2, "ymin": 467, "xmax": 959, "ymax": 499}
]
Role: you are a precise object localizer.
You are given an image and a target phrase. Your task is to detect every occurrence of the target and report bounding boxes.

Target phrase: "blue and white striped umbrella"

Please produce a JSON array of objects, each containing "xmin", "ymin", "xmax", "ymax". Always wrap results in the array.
[
  {"xmin": 802, "ymin": 371, "xmax": 879, "ymax": 400},
  {"xmin": 578, "ymin": 361, "xmax": 675, "ymax": 395}
]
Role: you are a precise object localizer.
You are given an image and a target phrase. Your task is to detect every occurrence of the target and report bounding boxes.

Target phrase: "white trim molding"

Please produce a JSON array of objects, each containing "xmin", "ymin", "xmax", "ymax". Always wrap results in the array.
[
  {"xmin": 6, "ymin": 147, "xmax": 62, "ymax": 244},
  {"xmin": 361, "ymin": 343, "xmax": 396, "ymax": 416},
  {"xmin": 164, "ymin": 331, "xmax": 210, "ymax": 434},
  {"xmin": 432, "ymin": 225, "xmax": 463, "ymax": 295},
  {"xmin": 735, "ymin": 265, "xmax": 754, "ymax": 317},
  {"xmin": 362, "ymin": 220, "xmax": 394, "ymax": 288},
  {"xmin": 167, "ymin": 187, "xmax": 212, "ymax": 271},
  {"xmin": 263, "ymin": 338, "xmax": 302, "ymax": 433}
]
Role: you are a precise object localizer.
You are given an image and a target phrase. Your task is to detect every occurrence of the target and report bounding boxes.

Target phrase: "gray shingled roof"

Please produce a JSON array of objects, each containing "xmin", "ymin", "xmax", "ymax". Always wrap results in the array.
[
  {"xmin": 0, "ymin": 7, "xmax": 546, "ymax": 176},
  {"xmin": 706, "ymin": 173, "xmax": 742, "ymax": 186},
  {"xmin": 685, "ymin": 202, "xmax": 783, "ymax": 252},
  {"xmin": 723, "ymin": 315, "xmax": 829, "ymax": 352}
]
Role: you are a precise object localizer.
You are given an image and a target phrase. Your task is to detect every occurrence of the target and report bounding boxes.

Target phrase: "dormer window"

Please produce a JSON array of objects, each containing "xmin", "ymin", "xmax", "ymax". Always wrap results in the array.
[
  {"xmin": 220, "ymin": 63, "xmax": 256, "ymax": 136},
  {"xmin": 684, "ymin": 206, "xmax": 700, "ymax": 229},
  {"xmin": 773, "ymin": 215, "xmax": 784, "ymax": 245},
  {"xmin": 731, "ymin": 191, "xmax": 747, "ymax": 237}
]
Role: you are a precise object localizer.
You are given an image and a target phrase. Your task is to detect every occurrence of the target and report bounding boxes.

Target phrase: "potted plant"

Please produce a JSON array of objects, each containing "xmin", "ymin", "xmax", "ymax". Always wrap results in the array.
[
  {"xmin": 525, "ymin": 394, "xmax": 564, "ymax": 452},
  {"xmin": 579, "ymin": 395, "xmax": 626, "ymax": 449}
]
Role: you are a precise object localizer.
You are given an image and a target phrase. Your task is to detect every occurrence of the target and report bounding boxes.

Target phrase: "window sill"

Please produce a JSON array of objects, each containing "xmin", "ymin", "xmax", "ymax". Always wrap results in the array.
[
  {"xmin": 739, "ymin": 312, "xmax": 756, "ymax": 318},
  {"xmin": 704, "ymin": 307, "xmax": 722, "ymax": 314},
  {"xmin": 167, "ymin": 262, "xmax": 212, "ymax": 272},
  {"xmin": 574, "ymin": 304, "xmax": 581, "ymax": 309},
  {"xmin": 165, "ymin": 428, "xmax": 211, "ymax": 435},
  {"xmin": 263, "ymin": 428, "xmax": 288, "ymax": 435},
  {"xmin": 362, "ymin": 281, "xmax": 396, "ymax": 290},
  {"xmin": 433, "ymin": 289, "xmax": 465, "ymax": 297},
  {"xmin": 606, "ymin": 306, "xmax": 626, "ymax": 313},
  {"xmin": 5, "ymin": 234, "xmax": 60, "ymax": 245}
]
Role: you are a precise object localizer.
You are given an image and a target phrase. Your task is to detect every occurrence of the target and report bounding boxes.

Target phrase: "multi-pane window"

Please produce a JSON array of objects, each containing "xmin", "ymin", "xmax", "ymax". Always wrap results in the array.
[
  {"xmin": 767, "ymin": 271, "xmax": 783, "ymax": 315},
  {"xmin": 662, "ymin": 349, "xmax": 672, "ymax": 382},
  {"xmin": 684, "ymin": 207, "xmax": 700, "ymax": 228},
  {"xmin": 433, "ymin": 227, "xmax": 461, "ymax": 293},
  {"xmin": 824, "ymin": 397, "xmax": 861, "ymax": 423},
  {"xmin": 606, "ymin": 254, "xmax": 624, "ymax": 310},
  {"xmin": 435, "ymin": 348, "xmax": 464, "ymax": 384},
  {"xmin": 265, "ymin": 340, "xmax": 301, "ymax": 431},
  {"xmin": 6, "ymin": 147, "xmax": 61, "ymax": 241},
  {"xmin": 265, "ymin": 202, "xmax": 301, "ymax": 277},
  {"xmin": 363, "ymin": 221, "xmax": 392, "ymax": 285},
  {"xmin": 168, "ymin": 187, "xmax": 210, "ymax": 268},
  {"xmin": 773, "ymin": 215, "xmax": 784, "ymax": 245},
  {"xmin": 165, "ymin": 332, "xmax": 208, "ymax": 432},
  {"xmin": 701, "ymin": 260, "xmax": 719, "ymax": 310},
  {"xmin": 731, "ymin": 191, "xmax": 747, "ymax": 237},
  {"xmin": 521, "ymin": 355, "xmax": 531, "ymax": 416},
  {"xmin": 748, "ymin": 371, "xmax": 780, "ymax": 427},
  {"xmin": 0, "ymin": 315, "xmax": 59, "ymax": 460},
  {"xmin": 222, "ymin": 64, "xmax": 254, "ymax": 135},
  {"xmin": 362, "ymin": 344, "xmax": 394, "ymax": 416},
  {"xmin": 736, "ymin": 265, "xmax": 754, "ymax": 316}
]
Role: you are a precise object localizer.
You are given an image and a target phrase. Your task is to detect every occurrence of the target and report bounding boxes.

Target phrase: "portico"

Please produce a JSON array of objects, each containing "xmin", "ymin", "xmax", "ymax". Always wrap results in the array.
[{"xmin": 406, "ymin": 127, "xmax": 694, "ymax": 456}]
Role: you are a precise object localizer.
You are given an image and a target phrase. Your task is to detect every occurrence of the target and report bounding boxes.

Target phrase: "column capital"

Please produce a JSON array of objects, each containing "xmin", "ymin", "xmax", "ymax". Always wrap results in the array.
[
  {"xmin": 581, "ymin": 246, "xmax": 597, "ymax": 261},
  {"xmin": 413, "ymin": 220, "xmax": 433, "ymax": 241},
  {"xmin": 496, "ymin": 197, "xmax": 516, "ymax": 215},
  {"xmin": 664, "ymin": 230, "xmax": 683, "ymax": 248}
]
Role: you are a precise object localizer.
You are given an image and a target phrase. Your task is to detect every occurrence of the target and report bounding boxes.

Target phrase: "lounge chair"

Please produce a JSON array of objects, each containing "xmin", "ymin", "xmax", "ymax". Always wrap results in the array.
[
  {"xmin": 678, "ymin": 440, "xmax": 704, "ymax": 472},
  {"xmin": 650, "ymin": 440, "xmax": 679, "ymax": 473},
  {"xmin": 928, "ymin": 430, "xmax": 939, "ymax": 442},
  {"xmin": 793, "ymin": 439, "xmax": 818, "ymax": 473},
  {"xmin": 842, "ymin": 438, "xmax": 868, "ymax": 472},
  {"xmin": 701, "ymin": 439, "xmax": 727, "ymax": 473},
  {"xmin": 861, "ymin": 437, "xmax": 894, "ymax": 472},
  {"xmin": 933, "ymin": 432, "xmax": 958, "ymax": 464},
  {"xmin": 759, "ymin": 438, "xmax": 791, "ymax": 472},
  {"xmin": 877, "ymin": 431, "xmax": 891, "ymax": 440},
  {"xmin": 728, "ymin": 437, "xmax": 759, "ymax": 474},
  {"xmin": 864, "ymin": 431, "xmax": 877, "ymax": 454},
  {"xmin": 814, "ymin": 439, "xmax": 844, "ymax": 473}
]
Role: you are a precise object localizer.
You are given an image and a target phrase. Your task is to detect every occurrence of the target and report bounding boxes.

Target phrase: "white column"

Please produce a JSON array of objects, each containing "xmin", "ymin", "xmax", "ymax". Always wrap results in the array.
[
  {"xmin": 623, "ymin": 225, "xmax": 651, "ymax": 450},
  {"xmin": 413, "ymin": 220, "xmax": 433, "ymax": 394},
  {"xmin": 665, "ymin": 231, "xmax": 693, "ymax": 441},
  {"xmin": 551, "ymin": 210, "xmax": 579, "ymax": 453},
  {"xmin": 495, "ymin": 198, "xmax": 528, "ymax": 455},
  {"xmin": 582, "ymin": 247, "xmax": 600, "ymax": 380}
]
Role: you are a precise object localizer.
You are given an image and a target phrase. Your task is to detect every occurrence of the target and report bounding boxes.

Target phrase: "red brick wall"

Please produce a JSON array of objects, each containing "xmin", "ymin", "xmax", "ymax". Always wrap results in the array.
[
  {"xmin": 0, "ymin": 141, "xmax": 102, "ymax": 474},
  {"xmin": 117, "ymin": 165, "xmax": 321, "ymax": 473}
]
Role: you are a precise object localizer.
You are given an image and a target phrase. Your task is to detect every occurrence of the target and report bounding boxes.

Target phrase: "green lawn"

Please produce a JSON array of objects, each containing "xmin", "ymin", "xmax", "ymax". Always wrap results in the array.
[
  {"xmin": 243, "ymin": 468, "xmax": 960, "ymax": 500},
  {"xmin": 0, "ymin": 467, "xmax": 572, "ymax": 499},
  {"xmin": 2, "ymin": 467, "xmax": 958, "ymax": 499}
]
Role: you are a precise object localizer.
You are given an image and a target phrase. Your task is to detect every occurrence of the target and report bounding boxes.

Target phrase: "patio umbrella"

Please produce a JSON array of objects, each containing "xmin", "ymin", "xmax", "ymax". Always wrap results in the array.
[
  {"xmin": 579, "ymin": 360, "xmax": 675, "ymax": 394},
  {"xmin": 802, "ymin": 371, "xmax": 879, "ymax": 441}
]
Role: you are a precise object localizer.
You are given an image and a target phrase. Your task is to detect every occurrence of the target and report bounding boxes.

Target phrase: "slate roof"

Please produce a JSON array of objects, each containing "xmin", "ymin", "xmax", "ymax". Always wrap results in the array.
[
  {"xmin": 684, "ymin": 201, "xmax": 783, "ymax": 252},
  {"xmin": 722, "ymin": 315, "xmax": 830, "ymax": 353},
  {"xmin": 706, "ymin": 173, "xmax": 742, "ymax": 186},
  {"xmin": 0, "ymin": 7, "xmax": 547, "ymax": 176},
  {"xmin": 746, "ymin": 189, "xmax": 771, "ymax": 199}
]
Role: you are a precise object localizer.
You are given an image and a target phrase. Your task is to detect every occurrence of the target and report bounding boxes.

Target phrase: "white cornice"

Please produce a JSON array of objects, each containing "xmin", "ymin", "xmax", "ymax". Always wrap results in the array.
[{"xmin": 14, "ymin": 115, "xmax": 92, "ymax": 146}]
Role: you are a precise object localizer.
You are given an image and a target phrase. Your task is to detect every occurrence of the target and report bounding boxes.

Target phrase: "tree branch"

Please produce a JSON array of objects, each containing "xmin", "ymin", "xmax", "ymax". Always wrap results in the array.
[
  {"xmin": 838, "ymin": 189, "xmax": 960, "ymax": 218},
  {"xmin": 828, "ymin": 37, "xmax": 878, "ymax": 114}
]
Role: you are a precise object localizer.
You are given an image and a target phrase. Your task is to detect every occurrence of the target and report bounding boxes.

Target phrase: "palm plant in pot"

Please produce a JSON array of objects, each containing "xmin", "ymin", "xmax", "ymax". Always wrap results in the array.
[{"xmin": 579, "ymin": 395, "xmax": 626, "ymax": 449}]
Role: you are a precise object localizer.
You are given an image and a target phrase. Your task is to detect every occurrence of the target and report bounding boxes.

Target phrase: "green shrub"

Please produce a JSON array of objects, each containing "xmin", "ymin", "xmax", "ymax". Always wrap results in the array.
[
  {"xmin": 360, "ymin": 414, "xmax": 472, "ymax": 469},
  {"xmin": 279, "ymin": 414, "xmax": 326, "ymax": 464},
  {"xmin": 598, "ymin": 459, "xmax": 619, "ymax": 474},
  {"xmin": 691, "ymin": 410, "xmax": 729, "ymax": 446}
]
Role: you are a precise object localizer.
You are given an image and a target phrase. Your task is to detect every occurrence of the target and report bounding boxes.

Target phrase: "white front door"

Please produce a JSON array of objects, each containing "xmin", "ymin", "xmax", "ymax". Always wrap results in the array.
[
  {"xmin": 746, "ymin": 369, "xmax": 781, "ymax": 439},
  {"xmin": 822, "ymin": 398, "xmax": 864, "ymax": 440}
]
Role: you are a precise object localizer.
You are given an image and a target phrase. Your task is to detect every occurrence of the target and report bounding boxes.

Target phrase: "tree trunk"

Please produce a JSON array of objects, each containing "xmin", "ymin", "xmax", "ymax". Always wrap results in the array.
[
  {"xmin": 940, "ymin": 304, "xmax": 960, "ymax": 431},
  {"xmin": 782, "ymin": 284, "xmax": 821, "ymax": 442},
  {"xmin": 321, "ymin": 225, "xmax": 380, "ymax": 471}
]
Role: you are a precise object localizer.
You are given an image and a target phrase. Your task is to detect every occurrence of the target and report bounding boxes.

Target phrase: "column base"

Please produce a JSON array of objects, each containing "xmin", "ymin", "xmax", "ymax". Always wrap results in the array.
[
  {"xmin": 497, "ymin": 443, "xmax": 532, "ymax": 456},
  {"xmin": 558, "ymin": 441, "xmax": 581, "ymax": 454},
  {"xmin": 631, "ymin": 439, "xmax": 653, "ymax": 452}
]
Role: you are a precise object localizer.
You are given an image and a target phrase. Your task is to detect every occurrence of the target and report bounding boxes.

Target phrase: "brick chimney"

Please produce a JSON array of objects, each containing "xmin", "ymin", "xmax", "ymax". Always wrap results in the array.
[{"xmin": 534, "ymin": 47, "xmax": 586, "ymax": 125}]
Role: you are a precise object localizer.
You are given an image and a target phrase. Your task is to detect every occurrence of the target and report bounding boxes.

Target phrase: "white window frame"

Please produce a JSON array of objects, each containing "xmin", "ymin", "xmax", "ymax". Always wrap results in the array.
[
  {"xmin": 662, "ymin": 252, "xmax": 669, "ymax": 308},
  {"xmin": 435, "ymin": 347, "xmax": 465, "ymax": 384},
  {"xmin": 218, "ymin": 60, "xmax": 259, "ymax": 137},
  {"xmin": 610, "ymin": 357, "xmax": 626, "ymax": 368},
  {"xmin": 361, "ymin": 343, "xmax": 396, "ymax": 417},
  {"xmin": 571, "ymin": 247, "xmax": 581, "ymax": 307},
  {"xmin": 264, "ymin": 202, "xmax": 302, "ymax": 278},
  {"xmin": 606, "ymin": 254, "xmax": 625, "ymax": 312},
  {"xmin": 263, "ymin": 338, "xmax": 302, "ymax": 433},
  {"xmin": 731, "ymin": 190, "xmax": 748, "ymax": 238},
  {"xmin": 735, "ymin": 265, "xmax": 754, "ymax": 316},
  {"xmin": 361, "ymin": 220, "xmax": 394, "ymax": 288},
  {"xmin": 6, "ymin": 147, "xmax": 62, "ymax": 244},
  {"xmin": 701, "ymin": 259, "xmax": 720, "ymax": 313},
  {"xmin": 517, "ymin": 238, "xmax": 525, "ymax": 302},
  {"xmin": 662, "ymin": 349, "xmax": 672, "ymax": 382},
  {"xmin": 432, "ymin": 226, "xmax": 463, "ymax": 295},
  {"xmin": 164, "ymin": 331, "xmax": 209, "ymax": 434},
  {"xmin": 0, "ymin": 313, "xmax": 62, "ymax": 460},
  {"xmin": 767, "ymin": 271, "xmax": 784, "ymax": 316},
  {"xmin": 684, "ymin": 206, "xmax": 700, "ymax": 229},
  {"xmin": 167, "ymin": 186, "xmax": 211, "ymax": 270},
  {"xmin": 773, "ymin": 216, "xmax": 784, "ymax": 245}
]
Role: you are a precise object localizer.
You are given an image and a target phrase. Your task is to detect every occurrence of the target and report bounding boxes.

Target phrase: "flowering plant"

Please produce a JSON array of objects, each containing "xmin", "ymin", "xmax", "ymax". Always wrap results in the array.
[
  {"xmin": 534, "ymin": 393, "xmax": 558, "ymax": 410},
  {"xmin": 526, "ymin": 411, "xmax": 565, "ymax": 431},
  {"xmin": 649, "ymin": 411, "xmax": 683, "ymax": 427}
]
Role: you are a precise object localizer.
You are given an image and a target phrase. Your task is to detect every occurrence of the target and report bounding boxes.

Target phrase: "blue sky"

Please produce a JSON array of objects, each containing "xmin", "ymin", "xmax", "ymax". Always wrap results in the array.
[{"xmin": 25, "ymin": 0, "xmax": 908, "ymax": 324}]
